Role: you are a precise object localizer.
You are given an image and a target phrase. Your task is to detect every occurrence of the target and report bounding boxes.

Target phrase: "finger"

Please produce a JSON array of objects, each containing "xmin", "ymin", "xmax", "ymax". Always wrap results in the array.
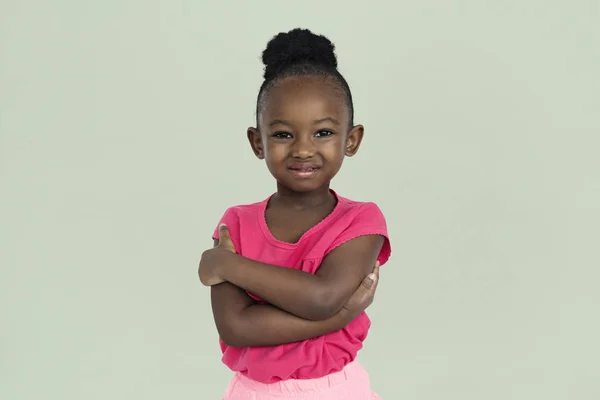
[
  {"xmin": 218, "ymin": 224, "xmax": 231, "ymax": 244},
  {"xmin": 359, "ymin": 275, "xmax": 379, "ymax": 307},
  {"xmin": 373, "ymin": 260, "xmax": 380, "ymax": 273},
  {"xmin": 368, "ymin": 272, "xmax": 379, "ymax": 293},
  {"xmin": 373, "ymin": 261, "xmax": 381, "ymax": 279},
  {"xmin": 360, "ymin": 270, "xmax": 378, "ymax": 291}
]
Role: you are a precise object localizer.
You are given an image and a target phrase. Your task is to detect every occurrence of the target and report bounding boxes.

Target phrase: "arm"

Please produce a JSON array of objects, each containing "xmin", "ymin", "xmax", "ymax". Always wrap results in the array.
[
  {"xmin": 219, "ymin": 232, "xmax": 385, "ymax": 321},
  {"xmin": 208, "ymin": 239, "xmax": 354, "ymax": 348},
  {"xmin": 211, "ymin": 282, "xmax": 350, "ymax": 347}
]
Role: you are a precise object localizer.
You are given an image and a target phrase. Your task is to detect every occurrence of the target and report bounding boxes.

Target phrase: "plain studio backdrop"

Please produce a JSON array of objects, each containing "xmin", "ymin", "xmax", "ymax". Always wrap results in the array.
[{"xmin": 1, "ymin": 1, "xmax": 599, "ymax": 399}]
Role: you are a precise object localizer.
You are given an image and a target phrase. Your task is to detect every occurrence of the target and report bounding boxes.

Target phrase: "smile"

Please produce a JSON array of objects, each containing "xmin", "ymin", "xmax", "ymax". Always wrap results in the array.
[{"xmin": 288, "ymin": 167, "xmax": 320, "ymax": 178}]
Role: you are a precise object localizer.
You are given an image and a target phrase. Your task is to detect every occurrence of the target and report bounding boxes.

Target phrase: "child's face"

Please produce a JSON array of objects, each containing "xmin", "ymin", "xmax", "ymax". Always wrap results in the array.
[{"xmin": 248, "ymin": 75, "xmax": 363, "ymax": 193}]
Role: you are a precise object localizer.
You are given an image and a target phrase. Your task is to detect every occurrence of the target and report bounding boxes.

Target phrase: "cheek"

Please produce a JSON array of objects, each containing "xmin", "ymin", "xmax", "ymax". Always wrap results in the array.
[
  {"xmin": 264, "ymin": 142, "xmax": 288, "ymax": 161},
  {"xmin": 321, "ymin": 139, "xmax": 346, "ymax": 159}
]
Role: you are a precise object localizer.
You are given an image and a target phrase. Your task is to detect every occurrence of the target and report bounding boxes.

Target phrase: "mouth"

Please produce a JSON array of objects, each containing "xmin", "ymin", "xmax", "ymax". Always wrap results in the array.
[{"xmin": 287, "ymin": 166, "xmax": 321, "ymax": 179}]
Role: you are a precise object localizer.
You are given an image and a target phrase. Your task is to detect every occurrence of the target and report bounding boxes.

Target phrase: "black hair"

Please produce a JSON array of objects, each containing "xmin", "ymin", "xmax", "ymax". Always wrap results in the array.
[{"xmin": 256, "ymin": 28, "xmax": 354, "ymax": 126}]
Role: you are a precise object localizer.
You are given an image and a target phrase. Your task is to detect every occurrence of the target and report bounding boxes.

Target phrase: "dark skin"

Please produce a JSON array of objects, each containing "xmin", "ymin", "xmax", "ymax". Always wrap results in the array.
[
  {"xmin": 210, "ymin": 236, "xmax": 381, "ymax": 347},
  {"xmin": 200, "ymin": 75, "xmax": 385, "ymax": 345}
]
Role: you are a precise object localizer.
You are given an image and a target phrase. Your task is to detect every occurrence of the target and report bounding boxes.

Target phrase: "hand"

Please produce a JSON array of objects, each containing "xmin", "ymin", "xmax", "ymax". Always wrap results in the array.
[
  {"xmin": 339, "ymin": 261, "xmax": 380, "ymax": 323},
  {"xmin": 198, "ymin": 224, "xmax": 236, "ymax": 286}
]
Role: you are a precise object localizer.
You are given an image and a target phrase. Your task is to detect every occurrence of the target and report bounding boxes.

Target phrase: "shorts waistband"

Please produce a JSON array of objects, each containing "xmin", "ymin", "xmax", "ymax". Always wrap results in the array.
[{"xmin": 233, "ymin": 361, "xmax": 370, "ymax": 394}]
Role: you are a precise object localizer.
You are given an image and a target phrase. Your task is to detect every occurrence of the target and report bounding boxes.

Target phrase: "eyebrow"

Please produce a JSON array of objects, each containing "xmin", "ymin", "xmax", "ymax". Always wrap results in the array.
[{"xmin": 268, "ymin": 117, "xmax": 340, "ymax": 128}]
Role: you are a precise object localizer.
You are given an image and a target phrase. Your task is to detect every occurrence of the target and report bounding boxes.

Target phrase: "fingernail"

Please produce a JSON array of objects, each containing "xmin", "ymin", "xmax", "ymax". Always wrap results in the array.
[{"xmin": 219, "ymin": 223, "xmax": 227, "ymax": 228}]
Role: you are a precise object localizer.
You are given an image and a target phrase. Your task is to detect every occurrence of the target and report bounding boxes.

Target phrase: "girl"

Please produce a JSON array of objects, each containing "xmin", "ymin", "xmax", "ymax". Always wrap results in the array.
[{"xmin": 199, "ymin": 28, "xmax": 392, "ymax": 399}]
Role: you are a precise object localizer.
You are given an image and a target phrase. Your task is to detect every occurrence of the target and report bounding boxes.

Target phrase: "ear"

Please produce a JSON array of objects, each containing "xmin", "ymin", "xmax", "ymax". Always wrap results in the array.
[
  {"xmin": 247, "ymin": 127, "xmax": 265, "ymax": 159},
  {"xmin": 345, "ymin": 124, "xmax": 364, "ymax": 157}
]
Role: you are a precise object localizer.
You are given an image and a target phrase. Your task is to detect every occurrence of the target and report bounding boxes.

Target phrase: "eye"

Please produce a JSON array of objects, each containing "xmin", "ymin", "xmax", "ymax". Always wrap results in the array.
[
  {"xmin": 272, "ymin": 131, "xmax": 292, "ymax": 139},
  {"xmin": 315, "ymin": 129, "xmax": 334, "ymax": 137}
]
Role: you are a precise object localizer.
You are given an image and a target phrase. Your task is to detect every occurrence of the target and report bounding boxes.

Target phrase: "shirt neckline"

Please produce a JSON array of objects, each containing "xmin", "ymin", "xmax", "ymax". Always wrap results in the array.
[{"xmin": 258, "ymin": 189, "xmax": 344, "ymax": 249}]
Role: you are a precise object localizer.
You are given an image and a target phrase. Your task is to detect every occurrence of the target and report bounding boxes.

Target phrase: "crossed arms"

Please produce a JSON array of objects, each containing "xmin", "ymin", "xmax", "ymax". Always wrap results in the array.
[{"xmin": 199, "ymin": 225, "xmax": 384, "ymax": 347}]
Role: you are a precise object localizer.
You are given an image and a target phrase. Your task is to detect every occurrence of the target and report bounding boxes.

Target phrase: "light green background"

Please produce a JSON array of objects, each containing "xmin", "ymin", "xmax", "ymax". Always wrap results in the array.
[{"xmin": 1, "ymin": 1, "xmax": 599, "ymax": 399}]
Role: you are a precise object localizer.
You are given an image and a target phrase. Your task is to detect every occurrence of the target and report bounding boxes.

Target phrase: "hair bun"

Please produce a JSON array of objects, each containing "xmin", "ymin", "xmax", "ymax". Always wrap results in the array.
[{"xmin": 261, "ymin": 28, "xmax": 337, "ymax": 80}]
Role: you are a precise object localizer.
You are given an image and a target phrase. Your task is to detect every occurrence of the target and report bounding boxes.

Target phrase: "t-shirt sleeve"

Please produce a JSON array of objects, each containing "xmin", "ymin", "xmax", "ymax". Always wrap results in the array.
[
  {"xmin": 211, "ymin": 207, "xmax": 241, "ymax": 253},
  {"xmin": 326, "ymin": 202, "xmax": 392, "ymax": 266}
]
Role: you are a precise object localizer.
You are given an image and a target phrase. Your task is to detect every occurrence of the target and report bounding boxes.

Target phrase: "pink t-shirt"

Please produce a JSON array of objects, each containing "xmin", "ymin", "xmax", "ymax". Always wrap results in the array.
[{"xmin": 211, "ymin": 189, "xmax": 392, "ymax": 384}]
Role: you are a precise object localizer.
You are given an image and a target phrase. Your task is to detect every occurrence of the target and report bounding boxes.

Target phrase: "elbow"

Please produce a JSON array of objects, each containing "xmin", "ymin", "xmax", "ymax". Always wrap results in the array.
[
  {"xmin": 220, "ymin": 334, "xmax": 245, "ymax": 348},
  {"xmin": 216, "ymin": 311, "xmax": 254, "ymax": 347},
  {"xmin": 216, "ymin": 323, "xmax": 246, "ymax": 348}
]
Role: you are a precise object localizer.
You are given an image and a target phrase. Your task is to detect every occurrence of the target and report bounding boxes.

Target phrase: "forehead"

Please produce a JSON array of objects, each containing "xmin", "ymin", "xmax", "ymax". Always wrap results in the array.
[{"xmin": 260, "ymin": 76, "xmax": 348, "ymax": 126}]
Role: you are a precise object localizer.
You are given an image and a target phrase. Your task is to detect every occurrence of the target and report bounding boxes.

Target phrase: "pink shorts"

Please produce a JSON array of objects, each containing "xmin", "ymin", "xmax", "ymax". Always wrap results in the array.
[{"xmin": 222, "ymin": 360, "xmax": 381, "ymax": 399}]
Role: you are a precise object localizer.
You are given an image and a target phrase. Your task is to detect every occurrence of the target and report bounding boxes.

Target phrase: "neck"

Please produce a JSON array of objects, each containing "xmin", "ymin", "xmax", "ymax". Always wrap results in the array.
[{"xmin": 272, "ymin": 183, "xmax": 334, "ymax": 211}]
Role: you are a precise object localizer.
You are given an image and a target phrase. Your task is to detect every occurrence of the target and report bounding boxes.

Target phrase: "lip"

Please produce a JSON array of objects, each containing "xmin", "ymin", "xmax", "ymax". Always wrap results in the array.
[
  {"xmin": 288, "ymin": 162, "xmax": 321, "ymax": 170},
  {"xmin": 287, "ymin": 164, "xmax": 321, "ymax": 179}
]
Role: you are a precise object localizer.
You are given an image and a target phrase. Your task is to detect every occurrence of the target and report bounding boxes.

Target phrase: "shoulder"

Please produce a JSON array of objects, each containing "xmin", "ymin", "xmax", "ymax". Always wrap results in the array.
[
  {"xmin": 335, "ymin": 194, "xmax": 388, "ymax": 229},
  {"xmin": 298, "ymin": 192, "xmax": 391, "ymax": 264},
  {"xmin": 322, "ymin": 192, "xmax": 391, "ymax": 265},
  {"xmin": 216, "ymin": 195, "xmax": 268, "ymax": 220},
  {"xmin": 212, "ymin": 197, "xmax": 268, "ymax": 240}
]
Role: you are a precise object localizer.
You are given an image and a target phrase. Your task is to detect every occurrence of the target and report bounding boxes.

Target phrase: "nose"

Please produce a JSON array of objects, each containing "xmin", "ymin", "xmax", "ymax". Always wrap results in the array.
[{"xmin": 291, "ymin": 134, "xmax": 316, "ymax": 159}]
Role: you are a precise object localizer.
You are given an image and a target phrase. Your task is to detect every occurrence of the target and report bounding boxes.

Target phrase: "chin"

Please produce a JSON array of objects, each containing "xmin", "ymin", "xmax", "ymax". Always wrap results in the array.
[{"xmin": 277, "ymin": 178, "xmax": 327, "ymax": 193}]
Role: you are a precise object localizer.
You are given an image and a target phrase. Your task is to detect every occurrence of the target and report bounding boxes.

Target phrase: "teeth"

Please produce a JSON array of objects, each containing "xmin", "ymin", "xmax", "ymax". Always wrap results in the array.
[{"xmin": 290, "ymin": 167, "xmax": 317, "ymax": 173}]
